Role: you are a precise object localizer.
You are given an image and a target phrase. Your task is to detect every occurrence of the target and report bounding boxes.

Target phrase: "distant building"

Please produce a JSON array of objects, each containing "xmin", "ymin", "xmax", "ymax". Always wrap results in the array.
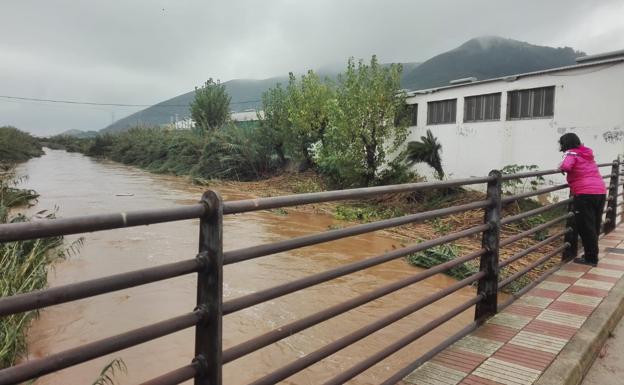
[
  {"xmin": 404, "ymin": 49, "xmax": 624, "ymax": 184},
  {"xmin": 231, "ymin": 109, "xmax": 263, "ymax": 122},
  {"xmin": 164, "ymin": 110, "xmax": 263, "ymax": 130}
]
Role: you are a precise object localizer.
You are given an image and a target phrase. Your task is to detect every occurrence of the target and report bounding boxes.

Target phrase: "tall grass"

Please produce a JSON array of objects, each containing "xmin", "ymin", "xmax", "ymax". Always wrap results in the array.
[
  {"xmin": 48, "ymin": 124, "xmax": 282, "ymax": 181},
  {"xmin": 0, "ymin": 126, "xmax": 43, "ymax": 162},
  {"xmin": 0, "ymin": 166, "xmax": 67, "ymax": 368}
]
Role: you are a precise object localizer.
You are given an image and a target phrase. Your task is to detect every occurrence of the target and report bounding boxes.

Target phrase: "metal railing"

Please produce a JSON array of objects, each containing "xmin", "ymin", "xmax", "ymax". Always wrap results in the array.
[{"xmin": 0, "ymin": 160, "xmax": 621, "ymax": 385}]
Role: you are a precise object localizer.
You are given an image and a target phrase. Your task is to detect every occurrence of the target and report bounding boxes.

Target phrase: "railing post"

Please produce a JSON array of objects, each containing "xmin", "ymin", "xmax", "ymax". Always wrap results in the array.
[
  {"xmin": 194, "ymin": 190, "xmax": 223, "ymax": 385},
  {"xmin": 563, "ymin": 196, "xmax": 578, "ymax": 261},
  {"xmin": 475, "ymin": 170, "xmax": 501, "ymax": 321},
  {"xmin": 604, "ymin": 159, "xmax": 620, "ymax": 234}
]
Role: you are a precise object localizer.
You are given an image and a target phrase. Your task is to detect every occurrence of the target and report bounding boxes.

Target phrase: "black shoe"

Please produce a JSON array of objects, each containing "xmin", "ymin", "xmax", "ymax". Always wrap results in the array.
[{"xmin": 574, "ymin": 257, "xmax": 597, "ymax": 267}]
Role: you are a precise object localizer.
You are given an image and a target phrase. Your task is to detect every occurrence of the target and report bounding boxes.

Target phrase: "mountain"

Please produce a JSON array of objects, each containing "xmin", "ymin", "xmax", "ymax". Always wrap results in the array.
[
  {"xmin": 401, "ymin": 36, "xmax": 584, "ymax": 90},
  {"xmin": 103, "ymin": 36, "xmax": 584, "ymax": 132},
  {"xmin": 57, "ymin": 129, "xmax": 99, "ymax": 138}
]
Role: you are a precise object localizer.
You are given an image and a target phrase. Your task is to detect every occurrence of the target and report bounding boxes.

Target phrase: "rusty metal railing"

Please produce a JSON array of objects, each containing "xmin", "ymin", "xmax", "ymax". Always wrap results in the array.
[{"xmin": 0, "ymin": 161, "xmax": 620, "ymax": 385}]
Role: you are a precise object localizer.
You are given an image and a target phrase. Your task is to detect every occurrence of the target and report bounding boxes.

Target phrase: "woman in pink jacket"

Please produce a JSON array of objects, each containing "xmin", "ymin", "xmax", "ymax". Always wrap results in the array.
[{"xmin": 558, "ymin": 133, "xmax": 606, "ymax": 266}]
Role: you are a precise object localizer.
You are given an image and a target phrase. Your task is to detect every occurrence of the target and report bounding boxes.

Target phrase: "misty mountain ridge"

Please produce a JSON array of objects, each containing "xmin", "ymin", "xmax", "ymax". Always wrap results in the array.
[
  {"xmin": 100, "ymin": 36, "xmax": 584, "ymax": 134},
  {"xmin": 401, "ymin": 36, "xmax": 584, "ymax": 90}
]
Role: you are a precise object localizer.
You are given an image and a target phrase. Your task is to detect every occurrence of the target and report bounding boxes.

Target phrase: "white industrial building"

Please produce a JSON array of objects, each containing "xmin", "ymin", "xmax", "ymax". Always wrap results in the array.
[{"xmin": 404, "ymin": 50, "xmax": 624, "ymax": 184}]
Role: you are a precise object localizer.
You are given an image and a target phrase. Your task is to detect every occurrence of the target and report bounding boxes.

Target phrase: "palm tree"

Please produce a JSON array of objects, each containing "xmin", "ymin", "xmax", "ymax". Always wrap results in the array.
[{"xmin": 403, "ymin": 129, "xmax": 444, "ymax": 179}]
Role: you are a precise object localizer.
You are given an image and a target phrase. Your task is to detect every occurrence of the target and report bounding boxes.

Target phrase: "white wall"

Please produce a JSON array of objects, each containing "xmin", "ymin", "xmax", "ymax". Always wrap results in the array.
[{"xmin": 405, "ymin": 61, "xmax": 624, "ymax": 190}]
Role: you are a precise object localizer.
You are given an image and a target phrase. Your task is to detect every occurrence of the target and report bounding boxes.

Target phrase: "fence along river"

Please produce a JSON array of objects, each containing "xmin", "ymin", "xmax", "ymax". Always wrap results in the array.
[{"xmin": 15, "ymin": 149, "xmax": 476, "ymax": 384}]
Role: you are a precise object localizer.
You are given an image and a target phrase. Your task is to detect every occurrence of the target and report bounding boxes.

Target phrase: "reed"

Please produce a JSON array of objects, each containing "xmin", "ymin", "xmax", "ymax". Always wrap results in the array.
[{"xmin": 0, "ymin": 167, "xmax": 67, "ymax": 368}]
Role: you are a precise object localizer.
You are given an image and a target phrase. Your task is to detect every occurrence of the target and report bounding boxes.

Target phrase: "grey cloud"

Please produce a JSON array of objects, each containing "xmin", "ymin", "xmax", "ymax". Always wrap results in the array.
[{"xmin": 1, "ymin": 0, "xmax": 623, "ymax": 135}]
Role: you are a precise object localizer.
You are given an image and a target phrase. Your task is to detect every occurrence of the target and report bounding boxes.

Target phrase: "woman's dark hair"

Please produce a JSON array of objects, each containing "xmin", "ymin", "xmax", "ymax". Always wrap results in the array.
[{"xmin": 559, "ymin": 133, "xmax": 581, "ymax": 152}]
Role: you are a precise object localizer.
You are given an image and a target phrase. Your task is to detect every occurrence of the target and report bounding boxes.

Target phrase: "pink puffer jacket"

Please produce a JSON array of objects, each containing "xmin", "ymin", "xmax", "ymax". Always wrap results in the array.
[{"xmin": 559, "ymin": 145, "xmax": 606, "ymax": 195}]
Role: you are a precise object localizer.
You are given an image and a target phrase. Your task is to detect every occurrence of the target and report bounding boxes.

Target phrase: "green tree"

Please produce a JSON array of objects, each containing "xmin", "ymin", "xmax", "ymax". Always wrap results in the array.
[
  {"xmin": 285, "ymin": 71, "xmax": 335, "ymax": 168},
  {"xmin": 403, "ymin": 129, "xmax": 444, "ymax": 179},
  {"xmin": 259, "ymin": 71, "xmax": 335, "ymax": 169},
  {"xmin": 259, "ymin": 84, "xmax": 290, "ymax": 165},
  {"xmin": 319, "ymin": 56, "xmax": 408, "ymax": 186},
  {"xmin": 190, "ymin": 78, "xmax": 231, "ymax": 131}
]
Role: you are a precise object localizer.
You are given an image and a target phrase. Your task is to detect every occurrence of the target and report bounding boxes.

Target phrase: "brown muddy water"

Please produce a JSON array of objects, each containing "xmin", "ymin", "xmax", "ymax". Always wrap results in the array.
[{"xmin": 16, "ymin": 149, "xmax": 477, "ymax": 385}]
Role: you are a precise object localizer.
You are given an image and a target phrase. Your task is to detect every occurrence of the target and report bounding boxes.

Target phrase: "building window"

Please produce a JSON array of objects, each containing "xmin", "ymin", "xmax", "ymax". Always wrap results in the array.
[
  {"xmin": 464, "ymin": 93, "xmax": 501, "ymax": 122},
  {"xmin": 395, "ymin": 103, "xmax": 418, "ymax": 126},
  {"xmin": 507, "ymin": 86, "xmax": 555, "ymax": 120},
  {"xmin": 427, "ymin": 99, "xmax": 456, "ymax": 125}
]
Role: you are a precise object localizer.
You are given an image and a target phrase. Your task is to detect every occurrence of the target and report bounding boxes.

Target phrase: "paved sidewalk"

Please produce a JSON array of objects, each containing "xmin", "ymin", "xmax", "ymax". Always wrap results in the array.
[{"xmin": 400, "ymin": 227, "xmax": 624, "ymax": 385}]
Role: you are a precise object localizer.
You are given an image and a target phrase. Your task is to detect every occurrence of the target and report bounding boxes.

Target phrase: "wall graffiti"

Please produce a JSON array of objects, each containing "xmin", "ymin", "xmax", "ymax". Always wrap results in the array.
[
  {"xmin": 603, "ymin": 129, "xmax": 624, "ymax": 144},
  {"xmin": 457, "ymin": 126, "xmax": 476, "ymax": 137}
]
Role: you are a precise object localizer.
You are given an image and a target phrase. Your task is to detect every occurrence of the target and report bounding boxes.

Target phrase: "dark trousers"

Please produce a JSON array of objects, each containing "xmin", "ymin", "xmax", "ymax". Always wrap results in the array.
[{"xmin": 574, "ymin": 194, "xmax": 606, "ymax": 262}]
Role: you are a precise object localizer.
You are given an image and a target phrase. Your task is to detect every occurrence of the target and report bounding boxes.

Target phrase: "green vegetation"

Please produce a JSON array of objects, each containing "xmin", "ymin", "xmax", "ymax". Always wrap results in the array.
[
  {"xmin": 0, "ymin": 126, "xmax": 44, "ymax": 162},
  {"xmin": 334, "ymin": 203, "xmax": 405, "ymax": 223},
  {"xmin": 91, "ymin": 358, "xmax": 127, "ymax": 385},
  {"xmin": 48, "ymin": 55, "xmax": 412, "ymax": 187},
  {"xmin": 260, "ymin": 55, "xmax": 409, "ymax": 187},
  {"xmin": 403, "ymin": 129, "xmax": 444, "ymax": 179},
  {"xmin": 500, "ymin": 164, "xmax": 545, "ymax": 195},
  {"xmin": 318, "ymin": 56, "xmax": 408, "ymax": 186},
  {"xmin": 406, "ymin": 243, "xmax": 478, "ymax": 280},
  {"xmin": 191, "ymin": 78, "xmax": 231, "ymax": 131}
]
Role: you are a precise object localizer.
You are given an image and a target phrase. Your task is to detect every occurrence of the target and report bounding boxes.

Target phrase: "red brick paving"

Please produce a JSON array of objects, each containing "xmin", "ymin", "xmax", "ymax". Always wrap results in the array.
[
  {"xmin": 505, "ymin": 304, "xmax": 544, "ymax": 318},
  {"xmin": 583, "ymin": 273, "xmax": 619, "ymax": 283},
  {"xmin": 547, "ymin": 274, "xmax": 580, "ymax": 284},
  {"xmin": 459, "ymin": 374, "xmax": 505, "ymax": 385},
  {"xmin": 528, "ymin": 287, "xmax": 562, "ymax": 299},
  {"xmin": 548, "ymin": 300, "xmax": 595, "ymax": 317},
  {"xmin": 432, "ymin": 348, "xmax": 487, "ymax": 373},
  {"xmin": 523, "ymin": 319, "xmax": 578, "ymax": 340},
  {"xmin": 567, "ymin": 285, "xmax": 610, "ymax": 297},
  {"xmin": 399, "ymin": 230, "xmax": 624, "ymax": 385},
  {"xmin": 471, "ymin": 323, "xmax": 518, "ymax": 343},
  {"xmin": 493, "ymin": 344, "xmax": 556, "ymax": 371},
  {"xmin": 597, "ymin": 263, "xmax": 624, "ymax": 271}
]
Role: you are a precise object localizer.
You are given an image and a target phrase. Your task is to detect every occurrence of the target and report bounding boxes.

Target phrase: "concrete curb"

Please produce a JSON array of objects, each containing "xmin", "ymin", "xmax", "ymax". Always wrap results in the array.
[{"xmin": 534, "ymin": 265, "xmax": 624, "ymax": 385}]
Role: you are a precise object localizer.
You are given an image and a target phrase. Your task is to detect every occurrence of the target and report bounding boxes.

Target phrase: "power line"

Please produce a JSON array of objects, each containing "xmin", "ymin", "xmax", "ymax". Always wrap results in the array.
[{"xmin": 0, "ymin": 94, "xmax": 261, "ymax": 107}]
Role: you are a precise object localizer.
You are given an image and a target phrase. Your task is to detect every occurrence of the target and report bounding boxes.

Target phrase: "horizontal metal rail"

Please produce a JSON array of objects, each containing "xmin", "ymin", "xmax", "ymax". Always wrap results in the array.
[
  {"xmin": 0, "ymin": 257, "xmax": 203, "ymax": 317},
  {"xmin": 323, "ymin": 295, "xmax": 482, "ymax": 385},
  {"xmin": 501, "ymin": 198, "xmax": 571, "ymax": 225},
  {"xmin": 223, "ymin": 224, "xmax": 489, "ymax": 315},
  {"xmin": 500, "ymin": 229, "xmax": 569, "ymax": 268},
  {"xmin": 222, "ymin": 249, "xmax": 485, "ymax": 363},
  {"xmin": 498, "ymin": 260, "xmax": 565, "ymax": 311},
  {"xmin": 501, "ymin": 184, "xmax": 568, "ymax": 204},
  {"xmin": 0, "ymin": 310, "xmax": 203, "ymax": 385},
  {"xmin": 221, "ymin": 176, "xmax": 494, "ymax": 214},
  {"xmin": 223, "ymin": 200, "xmax": 491, "ymax": 264},
  {"xmin": 500, "ymin": 213, "xmax": 572, "ymax": 247},
  {"xmin": 0, "ymin": 204, "xmax": 206, "ymax": 242},
  {"xmin": 499, "ymin": 244, "xmax": 568, "ymax": 289},
  {"xmin": 245, "ymin": 273, "xmax": 484, "ymax": 385},
  {"xmin": 500, "ymin": 168, "xmax": 561, "ymax": 181},
  {"xmin": 139, "ymin": 364, "xmax": 198, "ymax": 385},
  {"xmin": 378, "ymin": 321, "xmax": 480, "ymax": 385},
  {"xmin": 2, "ymin": 161, "xmax": 618, "ymax": 385}
]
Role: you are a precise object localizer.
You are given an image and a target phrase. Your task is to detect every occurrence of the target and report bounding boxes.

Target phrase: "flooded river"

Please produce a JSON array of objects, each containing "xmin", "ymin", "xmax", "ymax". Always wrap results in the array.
[{"xmin": 16, "ymin": 149, "xmax": 476, "ymax": 384}]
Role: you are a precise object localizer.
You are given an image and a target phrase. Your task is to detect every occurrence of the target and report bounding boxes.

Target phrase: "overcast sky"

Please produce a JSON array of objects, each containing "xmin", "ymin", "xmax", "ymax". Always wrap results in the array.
[{"xmin": 2, "ymin": 0, "xmax": 623, "ymax": 136}]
